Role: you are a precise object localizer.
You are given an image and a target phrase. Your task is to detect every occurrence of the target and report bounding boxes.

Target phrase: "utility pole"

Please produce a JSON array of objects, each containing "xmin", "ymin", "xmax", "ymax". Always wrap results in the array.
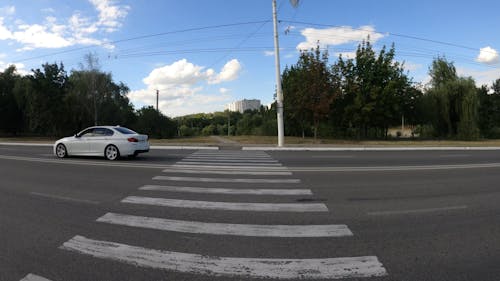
[
  {"xmin": 227, "ymin": 111, "xmax": 231, "ymax": 137},
  {"xmin": 156, "ymin": 90, "xmax": 159, "ymax": 112},
  {"xmin": 272, "ymin": 0, "xmax": 284, "ymax": 147}
]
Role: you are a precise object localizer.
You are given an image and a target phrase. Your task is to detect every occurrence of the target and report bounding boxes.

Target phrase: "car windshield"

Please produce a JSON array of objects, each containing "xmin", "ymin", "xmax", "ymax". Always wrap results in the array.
[{"xmin": 114, "ymin": 127, "xmax": 137, "ymax": 134}]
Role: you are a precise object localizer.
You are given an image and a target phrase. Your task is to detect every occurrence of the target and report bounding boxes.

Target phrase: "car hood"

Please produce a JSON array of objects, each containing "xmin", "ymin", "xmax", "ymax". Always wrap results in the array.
[{"xmin": 56, "ymin": 136, "xmax": 76, "ymax": 143}]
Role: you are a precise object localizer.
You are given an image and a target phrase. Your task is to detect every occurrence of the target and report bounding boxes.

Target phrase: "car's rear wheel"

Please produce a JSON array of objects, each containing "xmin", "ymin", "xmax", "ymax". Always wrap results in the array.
[
  {"xmin": 55, "ymin": 144, "xmax": 67, "ymax": 158},
  {"xmin": 104, "ymin": 145, "xmax": 120, "ymax": 161}
]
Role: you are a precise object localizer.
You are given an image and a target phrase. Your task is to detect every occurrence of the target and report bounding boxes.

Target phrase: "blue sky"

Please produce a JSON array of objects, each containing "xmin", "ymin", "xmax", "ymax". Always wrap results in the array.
[{"xmin": 0, "ymin": 0, "xmax": 499, "ymax": 117}]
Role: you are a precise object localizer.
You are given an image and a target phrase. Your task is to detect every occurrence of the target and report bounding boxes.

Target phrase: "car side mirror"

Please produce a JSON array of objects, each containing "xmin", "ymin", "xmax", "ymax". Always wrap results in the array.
[{"xmin": 75, "ymin": 134, "xmax": 80, "ymax": 138}]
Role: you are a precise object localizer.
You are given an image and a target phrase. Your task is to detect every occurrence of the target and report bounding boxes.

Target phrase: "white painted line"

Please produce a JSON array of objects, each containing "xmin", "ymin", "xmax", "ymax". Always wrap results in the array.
[
  {"xmin": 181, "ymin": 158, "xmax": 278, "ymax": 163},
  {"xmin": 153, "ymin": 176, "xmax": 300, "ymax": 184},
  {"xmin": 192, "ymin": 151, "xmax": 269, "ymax": 155},
  {"xmin": 97, "ymin": 212, "xmax": 351, "ymax": 237},
  {"xmin": 122, "ymin": 196, "xmax": 328, "ymax": 212},
  {"xmin": 162, "ymin": 168, "xmax": 292, "ymax": 176},
  {"xmin": 151, "ymin": 146, "xmax": 218, "ymax": 150},
  {"xmin": 139, "ymin": 185, "xmax": 312, "ymax": 195},
  {"xmin": 61, "ymin": 235, "xmax": 386, "ymax": 279},
  {"xmin": 367, "ymin": 205, "xmax": 468, "ymax": 216},
  {"xmin": 288, "ymin": 163, "xmax": 500, "ymax": 172},
  {"xmin": 189, "ymin": 153, "xmax": 270, "ymax": 156},
  {"xmin": 20, "ymin": 274, "xmax": 52, "ymax": 281},
  {"xmin": 30, "ymin": 192, "xmax": 100, "ymax": 205},
  {"xmin": 0, "ymin": 154, "xmax": 174, "ymax": 169},
  {"xmin": 176, "ymin": 161, "xmax": 282, "ymax": 166},
  {"xmin": 173, "ymin": 164, "xmax": 289, "ymax": 171},
  {"xmin": 242, "ymin": 146, "xmax": 500, "ymax": 151},
  {"xmin": 0, "ymin": 142, "xmax": 53, "ymax": 147},
  {"xmin": 187, "ymin": 154, "xmax": 271, "ymax": 158},
  {"xmin": 438, "ymin": 154, "xmax": 470, "ymax": 158},
  {"xmin": 311, "ymin": 155, "xmax": 354, "ymax": 159}
]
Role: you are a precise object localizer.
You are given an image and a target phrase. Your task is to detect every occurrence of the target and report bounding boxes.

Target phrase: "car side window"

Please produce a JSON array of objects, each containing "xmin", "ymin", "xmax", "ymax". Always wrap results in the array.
[
  {"xmin": 93, "ymin": 128, "xmax": 105, "ymax": 136},
  {"xmin": 79, "ymin": 129, "xmax": 95, "ymax": 137},
  {"xmin": 103, "ymin": 128, "xmax": 114, "ymax": 136}
]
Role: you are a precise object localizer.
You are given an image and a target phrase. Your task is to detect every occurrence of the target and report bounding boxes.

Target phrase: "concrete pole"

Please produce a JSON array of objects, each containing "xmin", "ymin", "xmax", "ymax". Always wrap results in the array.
[
  {"xmin": 156, "ymin": 90, "xmax": 159, "ymax": 112},
  {"xmin": 272, "ymin": 0, "xmax": 284, "ymax": 147}
]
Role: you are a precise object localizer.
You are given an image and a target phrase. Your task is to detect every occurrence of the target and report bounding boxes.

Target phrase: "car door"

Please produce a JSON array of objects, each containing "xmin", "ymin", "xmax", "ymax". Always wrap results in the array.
[
  {"xmin": 89, "ymin": 128, "xmax": 110, "ymax": 155},
  {"xmin": 70, "ymin": 128, "xmax": 93, "ymax": 155}
]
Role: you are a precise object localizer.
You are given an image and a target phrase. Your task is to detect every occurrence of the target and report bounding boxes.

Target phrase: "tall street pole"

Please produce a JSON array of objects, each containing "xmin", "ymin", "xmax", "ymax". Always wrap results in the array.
[
  {"xmin": 156, "ymin": 89, "xmax": 159, "ymax": 112},
  {"xmin": 272, "ymin": 0, "xmax": 284, "ymax": 147}
]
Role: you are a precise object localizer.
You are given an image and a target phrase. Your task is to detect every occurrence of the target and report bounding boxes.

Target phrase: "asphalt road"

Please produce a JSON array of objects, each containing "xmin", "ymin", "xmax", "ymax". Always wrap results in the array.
[{"xmin": 1, "ymin": 145, "xmax": 500, "ymax": 281}]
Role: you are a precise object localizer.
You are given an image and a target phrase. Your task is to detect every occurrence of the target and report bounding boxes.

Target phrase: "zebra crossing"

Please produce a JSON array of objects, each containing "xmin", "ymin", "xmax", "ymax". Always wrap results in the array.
[{"xmin": 26, "ymin": 150, "xmax": 387, "ymax": 280}]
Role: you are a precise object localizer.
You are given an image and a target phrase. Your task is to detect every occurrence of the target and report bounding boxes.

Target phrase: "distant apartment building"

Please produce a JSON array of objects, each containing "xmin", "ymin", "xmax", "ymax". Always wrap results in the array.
[{"xmin": 225, "ymin": 99, "xmax": 261, "ymax": 113}]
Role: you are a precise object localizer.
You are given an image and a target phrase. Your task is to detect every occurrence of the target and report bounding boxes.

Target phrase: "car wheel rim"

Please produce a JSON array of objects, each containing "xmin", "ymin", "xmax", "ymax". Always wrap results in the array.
[
  {"xmin": 106, "ymin": 146, "xmax": 118, "ymax": 160},
  {"xmin": 56, "ymin": 145, "xmax": 66, "ymax": 158}
]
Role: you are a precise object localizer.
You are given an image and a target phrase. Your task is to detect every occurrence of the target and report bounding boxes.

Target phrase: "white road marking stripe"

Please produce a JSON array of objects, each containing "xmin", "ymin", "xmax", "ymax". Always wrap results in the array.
[
  {"xmin": 188, "ymin": 153, "xmax": 271, "ymax": 156},
  {"xmin": 30, "ymin": 192, "xmax": 100, "ymax": 205},
  {"xmin": 189, "ymin": 151, "xmax": 271, "ymax": 158},
  {"xmin": 181, "ymin": 158, "xmax": 278, "ymax": 163},
  {"xmin": 190, "ymin": 151, "xmax": 270, "ymax": 155},
  {"xmin": 367, "ymin": 205, "xmax": 468, "ymax": 216},
  {"xmin": 173, "ymin": 164, "xmax": 289, "ymax": 171},
  {"xmin": 20, "ymin": 274, "xmax": 52, "ymax": 281},
  {"xmin": 153, "ymin": 176, "xmax": 300, "ymax": 184},
  {"xmin": 187, "ymin": 154, "xmax": 272, "ymax": 158},
  {"xmin": 97, "ymin": 212, "xmax": 352, "ymax": 237},
  {"xmin": 311, "ymin": 155, "xmax": 354, "ymax": 159},
  {"xmin": 163, "ymin": 168, "xmax": 292, "ymax": 176},
  {"xmin": 139, "ymin": 185, "xmax": 312, "ymax": 195},
  {"xmin": 61, "ymin": 235, "xmax": 386, "ymax": 279},
  {"xmin": 122, "ymin": 196, "xmax": 328, "ymax": 212},
  {"xmin": 177, "ymin": 161, "xmax": 282, "ymax": 166}
]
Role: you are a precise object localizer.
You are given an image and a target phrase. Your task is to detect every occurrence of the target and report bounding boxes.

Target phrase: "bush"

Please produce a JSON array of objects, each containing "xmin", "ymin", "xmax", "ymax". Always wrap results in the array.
[
  {"xmin": 179, "ymin": 125, "xmax": 196, "ymax": 137},
  {"xmin": 414, "ymin": 124, "xmax": 436, "ymax": 139}
]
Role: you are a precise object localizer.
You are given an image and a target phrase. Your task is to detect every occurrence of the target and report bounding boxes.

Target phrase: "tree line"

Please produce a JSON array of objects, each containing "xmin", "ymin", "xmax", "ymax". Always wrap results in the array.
[
  {"xmin": 1, "ymin": 42, "xmax": 500, "ymax": 140},
  {"xmin": 282, "ymin": 40, "xmax": 500, "ymax": 140},
  {"xmin": 0, "ymin": 58, "xmax": 176, "ymax": 138}
]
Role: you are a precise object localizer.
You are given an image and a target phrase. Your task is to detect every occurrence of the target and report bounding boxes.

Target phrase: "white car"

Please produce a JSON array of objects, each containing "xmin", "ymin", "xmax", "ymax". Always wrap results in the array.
[{"xmin": 54, "ymin": 126, "xmax": 150, "ymax": 160}]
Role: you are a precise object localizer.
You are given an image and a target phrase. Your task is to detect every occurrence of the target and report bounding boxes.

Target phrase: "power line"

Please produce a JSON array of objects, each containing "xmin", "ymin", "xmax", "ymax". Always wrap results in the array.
[
  {"xmin": 14, "ymin": 20, "xmax": 270, "ymax": 63},
  {"xmin": 280, "ymin": 20, "xmax": 496, "ymax": 55}
]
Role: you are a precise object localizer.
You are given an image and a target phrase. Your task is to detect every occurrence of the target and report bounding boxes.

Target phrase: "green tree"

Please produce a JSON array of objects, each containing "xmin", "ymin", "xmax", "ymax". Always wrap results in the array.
[
  {"xmin": 283, "ymin": 46, "xmax": 337, "ymax": 138},
  {"xmin": 335, "ymin": 40, "xmax": 413, "ymax": 138},
  {"xmin": 425, "ymin": 57, "xmax": 479, "ymax": 139},
  {"xmin": 22, "ymin": 63, "xmax": 68, "ymax": 136},
  {"xmin": 0, "ymin": 65, "xmax": 23, "ymax": 135},
  {"xmin": 134, "ymin": 106, "xmax": 176, "ymax": 138}
]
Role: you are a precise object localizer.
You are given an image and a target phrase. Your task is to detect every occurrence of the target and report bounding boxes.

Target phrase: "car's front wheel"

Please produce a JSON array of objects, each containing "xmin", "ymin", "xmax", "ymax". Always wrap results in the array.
[
  {"xmin": 104, "ymin": 145, "xmax": 120, "ymax": 161},
  {"xmin": 55, "ymin": 144, "xmax": 67, "ymax": 158}
]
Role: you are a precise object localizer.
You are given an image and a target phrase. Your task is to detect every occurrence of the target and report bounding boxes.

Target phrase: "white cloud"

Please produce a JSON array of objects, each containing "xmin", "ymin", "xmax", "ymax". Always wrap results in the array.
[
  {"xmin": 0, "ymin": 60, "xmax": 28, "ymax": 76},
  {"xmin": 0, "ymin": 18, "xmax": 12, "ymax": 40},
  {"xmin": 457, "ymin": 67, "xmax": 500, "ymax": 87},
  {"xmin": 334, "ymin": 51, "xmax": 356, "ymax": 59},
  {"xmin": 264, "ymin": 50, "xmax": 274, "ymax": 56},
  {"xmin": 297, "ymin": 25, "xmax": 385, "ymax": 51},
  {"xmin": 128, "ymin": 59, "xmax": 240, "ymax": 116},
  {"xmin": 89, "ymin": 0, "xmax": 130, "ymax": 32},
  {"xmin": 209, "ymin": 59, "xmax": 242, "ymax": 84},
  {"xmin": 0, "ymin": 0, "xmax": 129, "ymax": 51},
  {"xmin": 402, "ymin": 62, "xmax": 422, "ymax": 71},
  {"xmin": 0, "ymin": 6, "xmax": 15, "ymax": 16},
  {"xmin": 13, "ymin": 23, "xmax": 72, "ymax": 50},
  {"xmin": 41, "ymin": 8, "xmax": 55, "ymax": 14},
  {"xmin": 476, "ymin": 46, "xmax": 499, "ymax": 64},
  {"xmin": 143, "ymin": 59, "xmax": 212, "ymax": 89}
]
